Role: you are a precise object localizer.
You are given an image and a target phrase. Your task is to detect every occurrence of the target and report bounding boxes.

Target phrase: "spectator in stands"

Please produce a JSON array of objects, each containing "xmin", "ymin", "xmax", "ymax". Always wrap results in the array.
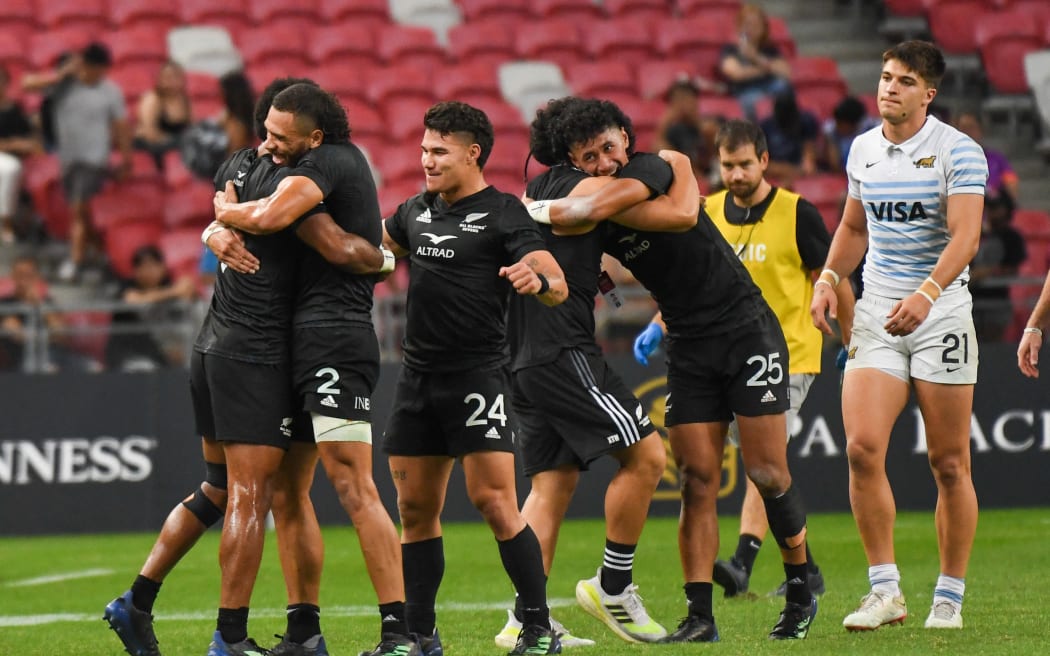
[
  {"xmin": 219, "ymin": 71, "xmax": 254, "ymax": 155},
  {"xmin": 0, "ymin": 254, "xmax": 97, "ymax": 372},
  {"xmin": 719, "ymin": 3, "xmax": 792, "ymax": 121},
  {"xmin": 820, "ymin": 95, "xmax": 879, "ymax": 173},
  {"xmin": 22, "ymin": 43, "xmax": 133, "ymax": 282},
  {"xmin": 654, "ymin": 76, "xmax": 721, "ymax": 179},
  {"xmin": 956, "ymin": 110, "xmax": 1019, "ymax": 204},
  {"xmin": 105, "ymin": 244, "xmax": 197, "ymax": 371},
  {"xmin": 969, "ymin": 191, "xmax": 1026, "ymax": 341},
  {"xmin": 0, "ymin": 65, "xmax": 40, "ymax": 244},
  {"xmin": 760, "ymin": 89, "xmax": 818, "ymax": 188},
  {"xmin": 134, "ymin": 61, "xmax": 192, "ymax": 170}
]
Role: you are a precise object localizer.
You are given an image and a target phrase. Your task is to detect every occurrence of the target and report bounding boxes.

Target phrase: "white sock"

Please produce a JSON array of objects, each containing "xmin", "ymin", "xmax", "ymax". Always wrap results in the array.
[
  {"xmin": 869, "ymin": 564, "xmax": 901, "ymax": 596},
  {"xmin": 932, "ymin": 574, "xmax": 965, "ymax": 610}
]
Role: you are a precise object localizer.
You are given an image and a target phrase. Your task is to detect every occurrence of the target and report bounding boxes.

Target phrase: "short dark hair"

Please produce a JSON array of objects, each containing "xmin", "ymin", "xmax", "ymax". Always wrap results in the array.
[
  {"xmin": 254, "ymin": 77, "xmax": 317, "ymax": 141},
  {"xmin": 665, "ymin": 76, "xmax": 700, "ymax": 103},
  {"xmin": 271, "ymin": 82, "xmax": 350, "ymax": 144},
  {"xmin": 833, "ymin": 96, "xmax": 866, "ymax": 124},
  {"xmin": 883, "ymin": 40, "xmax": 946, "ymax": 88},
  {"xmin": 131, "ymin": 244, "xmax": 164, "ymax": 267},
  {"xmin": 531, "ymin": 97, "xmax": 636, "ymax": 167},
  {"xmin": 82, "ymin": 42, "xmax": 112, "ymax": 67},
  {"xmin": 423, "ymin": 101, "xmax": 494, "ymax": 168},
  {"xmin": 714, "ymin": 119, "xmax": 769, "ymax": 159}
]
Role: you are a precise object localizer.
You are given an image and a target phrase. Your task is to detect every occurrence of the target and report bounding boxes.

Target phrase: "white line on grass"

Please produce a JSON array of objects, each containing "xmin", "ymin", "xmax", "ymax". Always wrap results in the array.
[
  {"xmin": 0, "ymin": 597, "xmax": 577, "ymax": 628},
  {"xmin": 4, "ymin": 568, "xmax": 114, "ymax": 588}
]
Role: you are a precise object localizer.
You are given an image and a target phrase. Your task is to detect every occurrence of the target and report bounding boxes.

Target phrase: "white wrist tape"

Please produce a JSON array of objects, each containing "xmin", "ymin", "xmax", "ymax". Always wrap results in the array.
[
  {"xmin": 527, "ymin": 200, "xmax": 553, "ymax": 224},
  {"xmin": 201, "ymin": 223, "xmax": 226, "ymax": 246},
  {"xmin": 379, "ymin": 247, "xmax": 396, "ymax": 274}
]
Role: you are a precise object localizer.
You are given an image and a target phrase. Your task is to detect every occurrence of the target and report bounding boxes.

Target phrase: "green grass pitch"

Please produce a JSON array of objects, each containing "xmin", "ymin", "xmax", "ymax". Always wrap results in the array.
[{"xmin": 1, "ymin": 508, "xmax": 1047, "ymax": 655}]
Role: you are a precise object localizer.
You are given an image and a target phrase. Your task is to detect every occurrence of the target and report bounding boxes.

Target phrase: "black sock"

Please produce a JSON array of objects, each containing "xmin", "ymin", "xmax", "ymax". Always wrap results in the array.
[
  {"xmin": 498, "ymin": 525, "xmax": 549, "ymax": 630},
  {"xmin": 403, "ymin": 537, "xmax": 444, "ymax": 636},
  {"xmin": 683, "ymin": 582, "xmax": 713, "ymax": 620},
  {"xmin": 600, "ymin": 539, "xmax": 636, "ymax": 595},
  {"xmin": 379, "ymin": 601, "xmax": 408, "ymax": 638},
  {"xmin": 217, "ymin": 607, "xmax": 249, "ymax": 644},
  {"xmin": 783, "ymin": 562, "xmax": 811, "ymax": 606},
  {"xmin": 734, "ymin": 534, "xmax": 762, "ymax": 574},
  {"xmin": 805, "ymin": 544, "xmax": 820, "ymax": 574},
  {"xmin": 285, "ymin": 603, "xmax": 320, "ymax": 643},
  {"xmin": 131, "ymin": 575, "xmax": 161, "ymax": 614}
]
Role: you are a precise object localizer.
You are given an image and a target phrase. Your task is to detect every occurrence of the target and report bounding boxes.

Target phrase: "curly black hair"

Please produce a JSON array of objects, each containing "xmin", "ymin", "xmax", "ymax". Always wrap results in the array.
[
  {"xmin": 530, "ymin": 97, "xmax": 636, "ymax": 167},
  {"xmin": 271, "ymin": 82, "xmax": 351, "ymax": 144},
  {"xmin": 253, "ymin": 77, "xmax": 317, "ymax": 141},
  {"xmin": 423, "ymin": 101, "xmax": 494, "ymax": 169}
]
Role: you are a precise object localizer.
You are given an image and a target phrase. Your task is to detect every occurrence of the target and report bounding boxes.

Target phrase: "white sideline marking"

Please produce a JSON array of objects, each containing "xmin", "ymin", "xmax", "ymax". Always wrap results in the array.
[
  {"xmin": 5, "ymin": 568, "xmax": 114, "ymax": 588},
  {"xmin": 0, "ymin": 597, "xmax": 577, "ymax": 628}
]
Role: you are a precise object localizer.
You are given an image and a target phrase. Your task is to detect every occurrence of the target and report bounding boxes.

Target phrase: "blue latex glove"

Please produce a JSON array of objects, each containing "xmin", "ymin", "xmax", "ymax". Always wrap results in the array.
[
  {"xmin": 634, "ymin": 322, "xmax": 664, "ymax": 366},
  {"xmin": 836, "ymin": 346, "xmax": 849, "ymax": 371}
]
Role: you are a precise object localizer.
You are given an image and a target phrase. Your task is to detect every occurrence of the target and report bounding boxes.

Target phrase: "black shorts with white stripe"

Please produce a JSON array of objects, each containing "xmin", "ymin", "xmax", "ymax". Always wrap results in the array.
[{"xmin": 513, "ymin": 348, "xmax": 654, "ymax": 476}]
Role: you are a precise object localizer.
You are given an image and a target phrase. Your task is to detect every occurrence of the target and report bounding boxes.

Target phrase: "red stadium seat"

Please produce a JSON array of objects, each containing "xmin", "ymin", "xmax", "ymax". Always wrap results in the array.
[
  {"xmin": 0, "ymin": 0, "xmax": 36, "ymax": 32},
  {"xmin": 36, "ymin": 0, "xmax": 109, "ymax": 33},
  {"xmin": 655, "ymin": 16, "xmax": 727, "ymax": 79},
  {"xmin": 471, "ymin": 98, "xmax": 530, "ymax": 141},
  {"xmin": 21, "ymin": 155, "xmax": 71, "ymax": 240},
  {"xmin": 0, "ymin": 29, "xmax": 29, "ymax": 74},
  {"xmin": 881, "ymin": 0, "xmax": 926, "ymax": 15},
  {"xmin": 342, "ymin": 99, "xmax": 387, "ymax": 141},
  {"xmin": 91, "ymin": 181, "xmax": 165, "ymax": 232},
  {"xmin": 636, "ymin": 59, "xmax": 699, "ymax": 100},
  {"xmin": 674, "ymin": 0, "xmax": 740, "ymax": 23},
  {"xmin": 486, "ymin": 132, "xmax": 530, "ymax": 179},
  {"xmin": 367, "ymin": 65, "xmax": 436, "ymax": 106},
  {"xmin": 767, "ymin": 16, "xmax": 797, "ymax": 59},
  {"xmin": 377, "ymin": 147, "xmax": 425, "ymax": 189},
  {"xmin": 458, "ymin": 0, "xmax": 531, "ymax": 22},
  {"xmin": 515, "ymin": 21, "xmax": 588, "ymax": 70},
  {"xmin": 249, "ymin": 0, "xmax": 319, "ymax": 25},
  {"xmin": 603, "ymin": 0, "xmax": 670, "ymax": 20},
  {"xmin": 62, "ymin": 310, "xmax": 111, "ymax": 364},
  {"xmin": 792, "ymin": 173, "xmax": 847, "ymax": 208},
  {"xmin": 607, "ymin": 96, "xmax": 664, "ymax": 147},
  {"xmin": 237, "ymin": 28, "xmax": 313, "ymax": 69},
  {"xmin": 318, "ymin": 0, "xmax": 391, "ymax": 26},
  {"xmin": 378, "ymin": 180, "xmax": 425, "ymax": 218},
  {"xmin": 106, "ymin": 27, "xmax": 169, "ymax": 68},
  {"xmin": 1013, "ymin": 209, "xmax": 1050, "ymax": 240},
  {"xmin": 185, "ymin": 72, "xmax": 220, "ymax": 104},
  {"xmin": 790, "ymin": 56, "xmax": 848, "ymax": 95},
  {"xmin": 383, "ymin": 98, "xmax": 434, "ymax": 140},
  {"xmin": 159, "ymin": 228, "xmax": 207, "ymax": 278},
  {"xmin": 308, "ymin": 24, "xmax": 380, "ymax": 68},
  {"xmin": 105, "ymin": 219, "xmax": 165, "ymax": 280},
  {"xmin": 110, "ymin": 62, "xmax": 160, "ymax": 107},
  {"xmin": 531, "ymin": 0, "xmax": 605, "ymax": 21},
  {"xmin": 976, "ymin": 10, "xmax": 1044, "ymax": 94},
  {"xmin": 699, "ymin": 94, "xmax": 746, "ymax": 120},
  {"xmin": 310, "ymin": 65, "xmax": 369, "ymax": 104},
  {"xmin": 163, "ymin": 181, "xmax": 216, "ymax": 229},
  {"xmin": 246, "ymin": 63, "xmax": 312, "ymax": 99},
  {"xmin": 926, "ymin": 0, "xmax": 987, "ymax": 54},
  {"xmin": 447, "ymin": 21, "xmax": 517, "ymax": 64},
  {"xmin": 179, "ymin": 0, "xmax": 249, "ymax": 35},
  {"xmin": 28, "ymin": 29, "xmax": 93, "ymax": 69},
  {"xmin": 586, "ymin": 18, "xmax": 659, "ymax": 67},
  {"xmin": 434, "ymin": 61, "xmax": 504, "ymax": 106},
  {"xmin": 796, "ymin": 87, "xmax": 847, "ymax": 123},
  {"xmin": 376, "ymin": 25, "xmax": 448, "ymax": 71},
  {"xmin": 114, "ymin": 151, "xmax": 164, "ymax": 184},
  {"xmin": 565, "ymin": 61, "xmax": 638, "ymax": 98},
  {"xmin": 108, "ymin": 0, "xmax": 180, "ymax": 32},
  {"xmin": 162, "ymin": 151, "xmax": 196, "ymax": 191}
]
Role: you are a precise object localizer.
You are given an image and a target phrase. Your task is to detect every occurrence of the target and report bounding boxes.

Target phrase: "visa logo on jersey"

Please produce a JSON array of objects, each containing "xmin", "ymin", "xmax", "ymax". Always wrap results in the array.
[{"xmin": 869, "ymin": 201, "xmax": 929, "ymax": 222}]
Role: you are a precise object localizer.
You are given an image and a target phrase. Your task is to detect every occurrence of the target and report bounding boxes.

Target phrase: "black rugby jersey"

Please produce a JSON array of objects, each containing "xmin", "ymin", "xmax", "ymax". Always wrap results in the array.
[
  {"xmin": 289, "ymin": 143, "xmax": 381, "ymax": 327},
  {"xmin": 602, "ymin": 153, "xmax": 767, "ymax": 339},
  {"xmin": 385, "ymin": 185, "xmax": 548, "ymax": 373},
  {"xmin": 194, "ymin": 148, "xmax": 300, "ymax": 364},
  {"xmin": 509, "ymin": 164, "xmax": 603, "ymax": 371}
]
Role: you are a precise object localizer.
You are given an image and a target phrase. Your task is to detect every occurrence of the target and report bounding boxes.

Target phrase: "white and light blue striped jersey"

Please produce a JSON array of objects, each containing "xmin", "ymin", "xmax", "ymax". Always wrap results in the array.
[{"xmin": 846, "ymin": 115, "xmax": 987, "ymax": 299}]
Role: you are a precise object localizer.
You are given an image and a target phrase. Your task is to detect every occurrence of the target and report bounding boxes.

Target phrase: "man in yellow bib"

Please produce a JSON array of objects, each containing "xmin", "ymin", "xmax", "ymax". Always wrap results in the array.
[{"xmin": 637, "ymin": 118, "xmax": 854, "ymax": 598}]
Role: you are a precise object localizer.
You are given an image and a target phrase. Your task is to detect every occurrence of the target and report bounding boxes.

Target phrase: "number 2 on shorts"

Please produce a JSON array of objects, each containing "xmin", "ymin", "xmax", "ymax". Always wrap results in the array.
[{"xmin": 464, "ymin": 392, "xmax": 508, "ymax": 427}]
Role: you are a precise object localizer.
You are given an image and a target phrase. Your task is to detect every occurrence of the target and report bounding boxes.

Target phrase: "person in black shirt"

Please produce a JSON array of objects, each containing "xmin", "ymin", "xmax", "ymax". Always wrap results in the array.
[
  {"xmin": 527, "ymin": 104, "xmax": 818, "ymax": 643},
  {"xmin": 497, "ymin": 97, "xmax": 700, "ymax": 648},
  {"xmin": 379, "ymin": 101, "xmax": 567, "ymax": 655},
  {"xmin": 211, "ymin": 83, "xmax": 415, "ymax": 656}
]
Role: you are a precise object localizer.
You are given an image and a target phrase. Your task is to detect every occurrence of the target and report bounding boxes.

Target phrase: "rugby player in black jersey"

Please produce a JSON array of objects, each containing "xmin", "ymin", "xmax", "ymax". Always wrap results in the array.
[
  {"xmin": 103, "ymin": 78, "xmax": 393, "ymax": 656},
  {"xmin": 211, "ymin": 83, "xmax": 417, "ymax": 656},
  {"xmin": 377, "ymin": 101, "xmax": 567, "ymax": 655},
  {"xmin": 525, "ymin": 100, "xmax": 817, "ymax": 643},
  {"xmin": 495, "ymin": 97, "xmax": 699, "ymax": 648}
]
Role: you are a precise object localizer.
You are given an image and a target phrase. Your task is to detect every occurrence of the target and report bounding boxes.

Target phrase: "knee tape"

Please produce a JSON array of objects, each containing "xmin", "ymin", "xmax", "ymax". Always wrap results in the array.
[
  {"xmin": 182, "ymin": 486, "xmax": 224, "ymax": 527},
  {"xmin": 764, "ymin": 484, "xmax": 807, "ymax": 549},
  {"xmin": 312, "ymin": 412, "xmax": 372, "ymax": 444},
  {"xmin": 205, "ymin": 461, "xmax": 227, "ymax": 490}
]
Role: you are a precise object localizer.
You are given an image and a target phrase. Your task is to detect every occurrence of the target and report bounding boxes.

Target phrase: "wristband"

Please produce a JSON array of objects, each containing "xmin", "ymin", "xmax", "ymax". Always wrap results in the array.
[
  {"xmin": 535, "ymin": 272, "xmax": 550, "ymax": 295},
  {"xmin": 814, "ymin": 279, "xmax": 834, "ymax": 292},
  {"xmin": 916, "ymin": 290, "xmax": 935, "ymax": 305},
  {"xmin": 527, "ymin": 200, "xmax": 552, "ymax": 224},
  {"xmin": 201, "ymin": 223, "xmax": 226, "ymax": 246},
  {"xmin": 925, "ymin": 276, "xmax": 943, "ymax": 293},
  {"xmin": 379, "ymin": 247, "xmax": 396, "ymax": 274},
  {"xmin": 916, "ymin": 277, "xmax": 941, "ymax": 304},
  {"xmin": 1024, "ymin": 327, "xmax": 1043, "ymax": 337},
  {"xmin": 820, "ymin": 268, "xmax": 840, "ymax": 286}
]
